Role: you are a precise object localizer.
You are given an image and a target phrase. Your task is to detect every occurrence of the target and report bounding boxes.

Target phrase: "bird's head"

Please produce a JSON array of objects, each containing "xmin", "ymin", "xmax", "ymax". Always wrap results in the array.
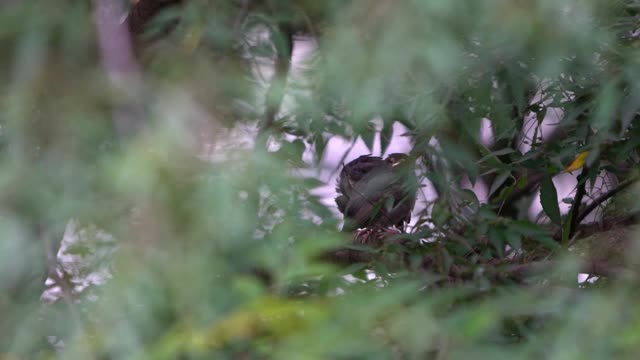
[{"xmin": 385, "ymin": 153, "xmax": 410, "ymax": 167}]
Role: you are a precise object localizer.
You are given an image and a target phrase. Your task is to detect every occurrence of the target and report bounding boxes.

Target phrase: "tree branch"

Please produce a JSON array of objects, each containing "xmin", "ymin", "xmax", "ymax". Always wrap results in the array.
[
  {"xmin": 95, "ymin": 0, "xmax": 147, "ymax": 138},
  {"xmin": 567, "ymin": 165, "xmax": 589, "ymax": 240},
  {"xmin": 577, "ymin": 176, "xmax": 639, "ymax": 223},
  {"xmin": 256, "ymin": 23, "xmax": 294, "ymax": 148},
  {"xmin": 127, "ymin": 0, "xmax": 183, "ymax": 36}
]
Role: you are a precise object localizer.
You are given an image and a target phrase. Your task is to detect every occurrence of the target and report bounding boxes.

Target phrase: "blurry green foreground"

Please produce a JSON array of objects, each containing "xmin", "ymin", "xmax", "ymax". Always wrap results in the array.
[{"xmin": 2, "ymin": 1, "xmax": 640, "ymax": 359}]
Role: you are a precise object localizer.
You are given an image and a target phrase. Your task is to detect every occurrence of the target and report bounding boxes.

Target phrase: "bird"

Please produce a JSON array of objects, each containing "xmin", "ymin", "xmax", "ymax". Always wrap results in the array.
[{"xmin": 335, "ymin": 153, "xmax": 418, "ymax": 232}]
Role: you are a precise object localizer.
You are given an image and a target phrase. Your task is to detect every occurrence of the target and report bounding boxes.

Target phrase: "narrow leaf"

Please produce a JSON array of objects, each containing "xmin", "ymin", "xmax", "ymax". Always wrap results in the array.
[
  {"xmin": 380, "ymin": 123, "xmax": 394, "ymax": 155},
  {"xmin": 361, "ymin": 130, "xmax": 375, "ymax": 152},
  {"xmin": 476, "ymin": 148, "xmax": 516, "ymax": 165},
  {"xmin": 564, "ymin": 151, "xmax": 589, "ymax": 173},
  {"xmin": 488, "ymin": 170, "xmax": 511, "ymax": 197},
  {"xmin": 540, "ymin": 175, "xmax": 561, "ymax": 225}
]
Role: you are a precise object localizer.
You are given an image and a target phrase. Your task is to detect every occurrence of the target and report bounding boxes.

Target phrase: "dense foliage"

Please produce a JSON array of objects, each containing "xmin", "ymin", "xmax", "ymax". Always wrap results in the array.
[{"xmin": 2, "ymin": 0, "xmax": 640, "ymax": 358}]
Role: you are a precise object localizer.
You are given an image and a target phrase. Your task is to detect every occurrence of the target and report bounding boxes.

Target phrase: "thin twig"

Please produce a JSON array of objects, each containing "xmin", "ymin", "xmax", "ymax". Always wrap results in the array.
[
  {"xmin": 327, "ymin": 137, "xmax": 358, "ymax": 180},
  {"xmin": 567, "ymin": 165, "xmax": 589, "ymax": 240},
  {"xmin": 233, "ymin": 0, "xmax": 253, "ymax": 33},
  {"xmin": 577, "ymin": 176, "xmax": 639, "ymax": 223}
]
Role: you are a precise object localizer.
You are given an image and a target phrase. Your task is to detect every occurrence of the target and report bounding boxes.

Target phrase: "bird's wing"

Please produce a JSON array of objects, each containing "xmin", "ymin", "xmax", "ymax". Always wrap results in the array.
[
  {"xmin": 388, "ymin": 164, "xmax": 419, "ymax": 227},
  {"xmin": 335, "ymin": 155, "xmax": 421, "ymax": 231},
  {"xmin": 335, "ymin": 194, "xmax": 348, "ymax": 214},
  {"xmin": 342, "ymin": 168, "xmax": 396, "ymax": 230},
  {"xmin": 335, "ymin": 155, "xmax": 386, "ymax": 215}
]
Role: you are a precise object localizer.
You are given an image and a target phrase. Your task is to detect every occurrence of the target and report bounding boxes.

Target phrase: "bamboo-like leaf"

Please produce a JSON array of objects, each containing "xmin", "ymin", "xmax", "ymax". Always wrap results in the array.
[{"xmin": 540, "ymin": 175, "xmax": 561, "ymax": 225}]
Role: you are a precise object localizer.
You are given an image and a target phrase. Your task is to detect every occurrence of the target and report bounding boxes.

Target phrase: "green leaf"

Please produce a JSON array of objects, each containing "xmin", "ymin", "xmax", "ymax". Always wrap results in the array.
[
  {"xmin": 536, "ymin": 106, "xmax": 548, "ymax": 125},
  {"xmin": 278, "ymin": 139, "xmax": 305, "ymax": 163},
  {"xmin": 314, "ymin": 134, "xmax": 327, "ymax": 162},
  {"xmin": 303, "ymin": 177, "xmax": 326, "ymax": 188},
  {"xmin": 505, "ymin": 230, "xmax": 522, "ymax": 251},
  {"xmin": 384, "ymin": 196, "xmax": 395, "ymax": 212},
  {"xmin": 476, "ymin": 148, "xmax": 515, "ymax": 165},
  {"xmin": 361, "ymin": 129, "xmax": 375, "ymax": 152},
  {"xmin": 339, "ymin": 263, "xmax": 368, "ymax": 277},
  {"xmin": 540, "ymin": 175, "xmax": 561, "ymax": 225},
  {"xmin": 488, "ymin": 170, "xmax": 511, "ymax": 197},
  {"xmin": 515, "ymin": 175, "xmax": 528, "ymax": 190},
  {"xmin": 380, "ymin": 122, "xmax": 394, "ymax": 155},
  {"xmin": 488, "ymin": 228, "xmax": 505, "ymax": 257}
]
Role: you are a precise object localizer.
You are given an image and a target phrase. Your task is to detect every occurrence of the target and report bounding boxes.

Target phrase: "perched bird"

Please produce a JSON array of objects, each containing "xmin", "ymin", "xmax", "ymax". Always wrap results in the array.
[{"xmin": 335, "ymin": 153, "xmax": 418, "ymax": 232}]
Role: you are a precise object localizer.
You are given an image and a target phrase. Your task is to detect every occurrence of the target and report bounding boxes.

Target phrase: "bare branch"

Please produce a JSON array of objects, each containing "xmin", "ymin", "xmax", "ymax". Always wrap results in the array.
[
  {"xmin": 95, "ymin": 0, "xmax": 146, "ymax": 137},
  {"xmin": 567, "ymin": 165, "xmax": 590, "ymax": 241},
  {"xmin": 127, "ymin": 0, "xmax": 183, "ymax": 36},
  {"xmin": 577, "ymin": 176, "xmax": 640, "ymax": 223}
]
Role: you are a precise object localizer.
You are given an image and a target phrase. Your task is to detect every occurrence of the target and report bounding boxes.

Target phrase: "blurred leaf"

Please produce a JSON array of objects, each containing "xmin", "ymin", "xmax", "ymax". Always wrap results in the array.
[
  {"xmin": 381, "ymin": 122, "xmax": 394, "ymax": 155},
  {"xmin": 540, "ymin": 175, "xmax": 561, "ymax": 225},
  {"xmin": 203, "ymin": 297, "xmax": 327, "ymax": 348},
  {"xmin": 477, "ymin": 148, "xmax": 516, "ymax": 165},
  {"xmin": 4, "ymin": 1, "xmax": 640, "ymax": 358},
  {"xmin": 361, "ymin": 128, "xmax": 375, "ymax": 152},
  {"xmin": 489, "ymin": 170, "xmax": 511, "ymax": 197},
  {"xmin": 536, "ymin": 106, "xmax": 548, "ymax": 125}
]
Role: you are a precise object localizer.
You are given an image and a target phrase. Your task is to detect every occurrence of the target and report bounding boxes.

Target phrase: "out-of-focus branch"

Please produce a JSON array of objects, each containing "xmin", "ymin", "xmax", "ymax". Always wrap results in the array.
[
  {"xmin": 497, "ymin": 259, "xmax": 625, "ymax": 281},
  {"xmin": 323, "ymin": 249, "xmax": 628, "ymax": 282},
  {"xmin": 127, "ymin": 0, "xmax": 183, "ymax": 35},
  {"xmin": 256, "ymin": 23, "xmax": 294, "ymax": 148},
  {"xmin": 577, "ymin": 176, "xmax": 640, "ymax": 223},
  {"xmin": 320, "ymin": 248, "xmax": 376, "ymax": 265},
  {"xmin": 320, "ymin": 224, "xmax": 636, "ymax": 282},
  {"xmin": 567, "ymin": 165, "xmax": 590, "ymax": 241},
  {"xmin": 95, "ymin": 0, "xmax": 146, "ymax": 138}
]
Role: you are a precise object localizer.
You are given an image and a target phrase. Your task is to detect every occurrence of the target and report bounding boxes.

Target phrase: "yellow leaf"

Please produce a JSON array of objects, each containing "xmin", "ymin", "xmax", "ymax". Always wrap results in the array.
[
  {"xmin": 202, "ymin": 297, "xmax": 327, "ymax": 348},
  {"xmin": 0, "ymin": 355, "xmax": 23, "ymax": 360},
  {"xmin": 565, "ymin": 151, "xmax": 589, "ymax": 172},
  {"xmin": 182, "ymin": 24, "xmax": 205, "ymax": 52}
]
